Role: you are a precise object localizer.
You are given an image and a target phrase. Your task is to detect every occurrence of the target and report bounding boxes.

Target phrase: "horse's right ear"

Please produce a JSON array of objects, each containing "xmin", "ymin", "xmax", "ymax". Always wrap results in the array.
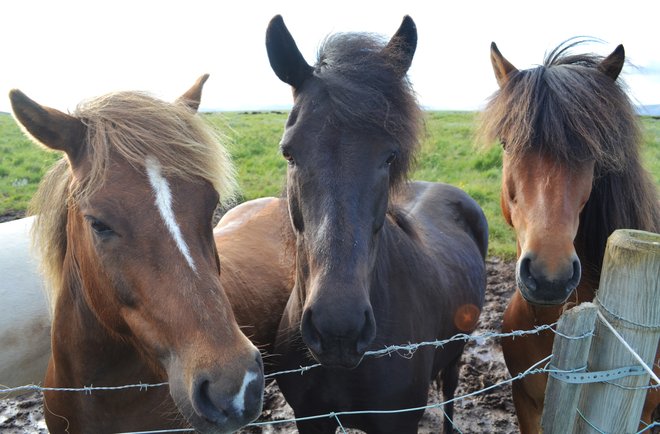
[
  {"xmin": 266, "ymin": 15, "xmax": 313, "ymax": 89},
  {"xmin": 176, "ymin": 74, "xmax": 210, "ymax": 112},
  {"xmin": 490, "ymin": 42, "xmax": 518, "ymax": 88},
  {"xmin": 598, "ymin": 44, "xmax": 625, "ymax": 81},
  {"xmin": 9, "ymin": 89, "xmax": 86, "ymax": 160}
]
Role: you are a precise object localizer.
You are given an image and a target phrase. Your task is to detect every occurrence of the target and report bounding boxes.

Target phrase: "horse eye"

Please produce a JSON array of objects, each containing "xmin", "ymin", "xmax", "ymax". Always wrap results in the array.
[
  {"xmin": 500, "ymin": 139, "xmax": 507, "ymax": 150},
  {"xmin": 85, "ymin": 216, "xmax": 114, "ymax": 237},
  {"xmin": 385, "ymin": 151, "xmax": 398, "ymax": 165}
]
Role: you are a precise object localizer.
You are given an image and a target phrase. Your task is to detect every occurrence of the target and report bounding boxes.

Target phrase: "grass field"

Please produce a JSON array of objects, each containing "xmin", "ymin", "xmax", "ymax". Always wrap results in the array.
[{"xmin": 1, "ymin": 111, "xmax": 658, "ymax": 259}]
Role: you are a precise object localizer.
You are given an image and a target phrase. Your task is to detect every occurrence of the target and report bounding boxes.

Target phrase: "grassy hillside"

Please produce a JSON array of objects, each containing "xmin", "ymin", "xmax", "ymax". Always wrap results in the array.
[{"xmin": 1, "ymin": 111, "xmax": 658, "ymax": 259}]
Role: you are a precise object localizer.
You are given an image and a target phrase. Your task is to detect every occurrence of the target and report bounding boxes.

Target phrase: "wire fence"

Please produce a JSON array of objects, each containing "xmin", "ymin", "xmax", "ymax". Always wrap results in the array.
[{"xmin": 1, "ymin": 317, "xmax": 657, "ymax": 434}]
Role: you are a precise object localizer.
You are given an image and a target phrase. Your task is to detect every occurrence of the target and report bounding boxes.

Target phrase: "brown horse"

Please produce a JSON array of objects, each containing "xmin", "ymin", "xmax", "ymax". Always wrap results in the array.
[
  {"xmin": 214, "ymin": 197, "xmax": 294, "ymax": 359},
  {"xmin": 266, "ymin": 15, "xmax": 488, "ymax": 433},
  {"xmin": 10, "ymin": 77, "xmax": 265, "ymax": 433},
  {"xmin": 481, "ymin": 40, "xmax": 660, "ymax": 432}
]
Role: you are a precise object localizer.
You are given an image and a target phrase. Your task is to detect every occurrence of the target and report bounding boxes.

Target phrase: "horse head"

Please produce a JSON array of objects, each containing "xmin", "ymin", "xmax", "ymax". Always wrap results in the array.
[
  {"xmin": 488, "ymin": 42, "xmax": 625, "ymax": 305},
  {"xmin": 10, "ymin": 78, "xmax": 263, "ymax": 433},
  {"xmin": 266, "ymin": 15, "xmax": 421, "ymax": 368}
]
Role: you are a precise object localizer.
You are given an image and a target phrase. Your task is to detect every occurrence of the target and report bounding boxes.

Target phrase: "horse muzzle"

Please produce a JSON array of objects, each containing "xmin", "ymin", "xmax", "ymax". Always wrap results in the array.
[
  {"xmin": 168, "ymin": 349, "xmax": 264, "ymax": 433},
  {"xmin": 300, "ymin": 306, "xmax": 376, "ymax": 369},
  {"xmin": 516, "ymin": 253, "xmax": 581, "ymax": 306}
]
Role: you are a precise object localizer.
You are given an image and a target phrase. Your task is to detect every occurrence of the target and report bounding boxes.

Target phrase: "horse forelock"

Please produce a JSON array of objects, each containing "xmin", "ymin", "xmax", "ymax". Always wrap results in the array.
[
  {"xmin": 28, "ymin": 91, "xmax": 236, "ymax": 307},
  {"xmin": 73, "ymin": 91, "xmax": 236, "ymax": 201},
  {"xmin": 480, "ymin": 39, "xmax": 640, "ymax": 173},
  {"xmin": 313, "ymin": 32, "xmax": 423, "ymax": 189}
]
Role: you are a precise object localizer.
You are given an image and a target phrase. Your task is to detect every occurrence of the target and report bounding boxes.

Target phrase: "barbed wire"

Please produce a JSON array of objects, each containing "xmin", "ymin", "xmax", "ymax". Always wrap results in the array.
[
  {"xmin": 1, "ymin": 318, "xmax": 655, "ymax": 434},
  {"xmin": 1, "ymin": 322, "xmax": 566, "ymax": 395}
]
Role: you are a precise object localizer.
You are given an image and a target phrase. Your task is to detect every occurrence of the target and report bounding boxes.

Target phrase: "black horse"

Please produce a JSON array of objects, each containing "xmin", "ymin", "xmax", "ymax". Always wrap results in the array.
[{"xmin": 267, "ymin": 15, "xmax": 488, "ymax": 433}]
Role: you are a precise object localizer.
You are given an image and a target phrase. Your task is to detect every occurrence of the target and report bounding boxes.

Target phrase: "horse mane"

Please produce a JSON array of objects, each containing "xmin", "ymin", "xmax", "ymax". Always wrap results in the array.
[
  {"xmin": 27, "ymin": 91, "xmax": 236, "ymax": 309},
  {"xmin": 313, "ymin": 32, "xmax": 423, "ymax": 190},
  {"xmin": 480, "ymin": 38, "xmax": 659, "ymax": 274}
]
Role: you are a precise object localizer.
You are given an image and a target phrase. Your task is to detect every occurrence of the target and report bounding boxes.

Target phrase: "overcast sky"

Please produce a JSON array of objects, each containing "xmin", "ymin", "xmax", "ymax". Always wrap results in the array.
[{"xmin": 1, "ymin": 0, "xmax": 658, "ymax": 113}]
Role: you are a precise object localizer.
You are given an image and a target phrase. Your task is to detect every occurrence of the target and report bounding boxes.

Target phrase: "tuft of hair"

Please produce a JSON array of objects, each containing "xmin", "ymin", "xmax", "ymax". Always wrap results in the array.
[
  {"xmin": 314, "ymin": 32, "xmax": 423, "ymax": 190},
  {"xmin": 479, "ymin": 38, "xmax": 640, "ymax": 172},
  {"xmin": 28, "ymin": 91, "xmax": 236, "ymax": 308}
]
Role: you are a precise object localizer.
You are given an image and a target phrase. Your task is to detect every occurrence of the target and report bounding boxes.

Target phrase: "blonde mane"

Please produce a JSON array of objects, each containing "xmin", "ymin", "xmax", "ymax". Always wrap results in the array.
[{"xmin": 27, "ymin": 91, "xmax": 236, "ymax": 311}]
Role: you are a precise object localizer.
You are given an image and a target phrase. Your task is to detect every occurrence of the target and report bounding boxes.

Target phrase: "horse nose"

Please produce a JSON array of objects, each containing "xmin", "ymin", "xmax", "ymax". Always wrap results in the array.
[
  {"xmin": 301, "ymin": 305, "xmax": 376, "ymax": 368},
  {"xmin": 517, "ymin": 253, "xmax": 581, "ymax": 305},
  {"xmin": 190, "ymin": 351, "xmax": 264, "ymax": 430}
]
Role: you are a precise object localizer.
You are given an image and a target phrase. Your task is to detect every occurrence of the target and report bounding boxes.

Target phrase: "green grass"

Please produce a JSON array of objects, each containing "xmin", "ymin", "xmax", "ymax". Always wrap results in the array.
[
  {"xmin": 0, "ymin": 115, "xmax": 60, "ymax": 214},
  {"xmin": 206, "ymin": 111, "xmax": 289, "ymax": 200},
  {"xmin": 1, "ymin": 111, "xmax": 658, "ymax": 259}
]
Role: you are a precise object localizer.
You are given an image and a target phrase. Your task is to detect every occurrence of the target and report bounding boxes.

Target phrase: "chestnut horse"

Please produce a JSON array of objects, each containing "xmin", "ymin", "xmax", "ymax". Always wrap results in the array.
[
  {"xmin": 266, "ymin": 15, "xmax": 488, "ymax": 433},
  {"xmin": 214, "ymin": 197, "xmax": 294, "ymax": 358},
  {"xmin": 10, "ymin": 77, "xmax": 265, "ymax": 433},
  {"xmin": 481, "ymin": 40, "xmax": 660, "ymax": 432}
]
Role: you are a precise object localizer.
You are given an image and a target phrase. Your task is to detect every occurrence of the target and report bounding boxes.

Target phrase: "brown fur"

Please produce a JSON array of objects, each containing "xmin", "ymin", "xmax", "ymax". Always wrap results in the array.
[
  {"xmin": 28, "ymin": 92, "xmax": 236, "ymax": 311},
  {"xmin": 480, "ymin": 39, "xmax": 660, "ymax": 432}
]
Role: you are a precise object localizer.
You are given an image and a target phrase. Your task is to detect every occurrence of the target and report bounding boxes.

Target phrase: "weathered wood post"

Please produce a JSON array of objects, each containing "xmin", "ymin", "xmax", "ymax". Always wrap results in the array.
[
  {"xmin": 541, "ymin": 302, "xmax": 598, "ymax": 433},
  {"xmin": 575, "ymin": 229, "xmax": 660, "ymax": 433}
]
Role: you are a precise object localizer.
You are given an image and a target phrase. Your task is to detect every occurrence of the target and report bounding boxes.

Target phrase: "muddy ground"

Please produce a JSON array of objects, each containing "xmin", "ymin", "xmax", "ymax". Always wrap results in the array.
[{"xmin": 0, "ymin": 206, "xmax": 519, "ymax": 433}]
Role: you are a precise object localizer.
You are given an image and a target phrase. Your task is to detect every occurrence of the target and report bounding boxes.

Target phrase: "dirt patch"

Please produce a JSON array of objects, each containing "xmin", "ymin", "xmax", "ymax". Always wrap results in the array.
[
  {"xmin": 0, "ymin": 258, "xmax": 518, "ymax": 433},
  {"xmin": 0, "ymin": 211, "xmax": 25, "ymax": 224}
]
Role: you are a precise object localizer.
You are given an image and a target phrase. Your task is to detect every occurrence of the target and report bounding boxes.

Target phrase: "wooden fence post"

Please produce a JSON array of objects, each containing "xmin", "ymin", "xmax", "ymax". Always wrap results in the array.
[
  {"xmin": 541, "ymin": 302, "xmax": 598, "ymax": 433},
  {"xmin": 575, "ymin": 229, "xmax": 660, "ymax": 433}
]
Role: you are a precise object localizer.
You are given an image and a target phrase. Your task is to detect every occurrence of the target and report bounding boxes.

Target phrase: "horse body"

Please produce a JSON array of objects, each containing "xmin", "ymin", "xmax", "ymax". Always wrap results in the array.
[
  {"xmin": 0, "ymin": 216, "xmax": 50, "ymax": 390},
  {"xmin": 214, "ymin": 197, "xmax": 295, "ymax": 358},
  {"xmin": 10, "ymin": 77, "xmax": 265, "ymax": 433},
  {"xmin": 482, "ymin": 40, "xmax": 660, "ymax": 432},
  {"xmin": 266, "ymin": 16, "xmax": 487, "ymax": 433}
]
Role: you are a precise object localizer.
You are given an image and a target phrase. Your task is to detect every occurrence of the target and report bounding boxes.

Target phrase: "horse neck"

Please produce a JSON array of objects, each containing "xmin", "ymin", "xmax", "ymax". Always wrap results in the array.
[{"xmin": 574, "ymin": 159, "xmax": 659, "ymax": 300}]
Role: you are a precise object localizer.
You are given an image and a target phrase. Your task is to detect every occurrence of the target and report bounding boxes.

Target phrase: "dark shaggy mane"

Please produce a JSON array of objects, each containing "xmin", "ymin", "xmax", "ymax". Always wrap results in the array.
[
  {"xmin": 313, "ymin": 32, "xmax": 423, "ymax": 189},
  {"xmin": 480, "ymin": 38, "xmax": 659, "ymax": 276}
]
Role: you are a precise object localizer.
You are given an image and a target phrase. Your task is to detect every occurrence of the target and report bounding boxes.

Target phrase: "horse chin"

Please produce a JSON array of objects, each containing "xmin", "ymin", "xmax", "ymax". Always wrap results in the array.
[{"xmin": 308, "ymin": 349, "xmax": 364, "ymax": 370}]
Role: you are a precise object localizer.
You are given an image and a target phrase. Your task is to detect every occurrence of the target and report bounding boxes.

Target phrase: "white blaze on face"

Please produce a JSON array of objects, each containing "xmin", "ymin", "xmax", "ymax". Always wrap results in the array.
[
  {"xmin": 232, "ymin": 370, "xmax": 259, "ymax": 415},
  {"xmin": 145, "ymin": 156, "xmax": 196, "ymax": 272}
]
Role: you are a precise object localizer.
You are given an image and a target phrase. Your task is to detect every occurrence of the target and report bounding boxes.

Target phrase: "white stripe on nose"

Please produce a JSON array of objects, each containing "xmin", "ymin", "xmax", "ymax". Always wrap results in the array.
[
  {"xmin": 145, "ymin": 156, "xmax": 196, "ymax": 272},
  {"xmin": 232, "ymin": 370, "xmax": 259, "ymax": 416}
]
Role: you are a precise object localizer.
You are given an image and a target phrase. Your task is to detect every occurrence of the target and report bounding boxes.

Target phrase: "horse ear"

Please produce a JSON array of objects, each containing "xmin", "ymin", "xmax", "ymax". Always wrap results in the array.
[
  {"xmin": 598, "ymin": 44, "xmax": 625, "ymax": 81},
  {"xmin": 9, "ymin": 89, "xmax": 86, "ymax": 160},
  {"xmin": 176, "ymin": 74, "xmax": 210, "ymax": 112},
  {"xmin": 383, "ymin": 15, "xmax": 417, "ymax": 77},
  {"xmin": 266, "ymin": 15, "xmax": 313, "ymax": 89},
  {"xmin": 490, "ymin": 42, "xmax": 518, "ymax": 88}
]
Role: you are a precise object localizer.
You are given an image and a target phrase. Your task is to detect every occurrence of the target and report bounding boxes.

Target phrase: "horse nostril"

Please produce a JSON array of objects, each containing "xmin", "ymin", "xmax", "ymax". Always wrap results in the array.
[
  {"xmin": 191, "ymin": 379, "xmax": 226, "ymax": 424},
  {"xmin": 518, "ymin": 255, "xmax": 537, "ymax": 291},
  {"xmin": 567, "ymin": 257, "xmax": 582, "ymax": 290},
  {"xmin": 189, "ymin": 365, "xmax": 264, "ymax": 429},
  {"xmin": 356, "ymin": 309, "xmax": 376, "ymax": 354},
  {"xmin": 301, "ymin": 309, "xmax": 323, "ymax": 355}
]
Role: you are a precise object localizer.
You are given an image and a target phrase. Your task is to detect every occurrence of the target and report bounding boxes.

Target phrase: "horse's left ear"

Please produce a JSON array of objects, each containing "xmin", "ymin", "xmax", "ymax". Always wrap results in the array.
[
  {"xmin": 9, "ymin": 89, "xmax": 86, "ymax": 161},
  {"xmin": 383, "ymin": 15, "xmax": 417, "ymax": 77},
  {"xmin": 176, "ymin": 74, "xmax": 210, "ymax": 112},
  {"xmin": 598, "ymin": 44, "xmax": 625, "ymax": 81}
]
